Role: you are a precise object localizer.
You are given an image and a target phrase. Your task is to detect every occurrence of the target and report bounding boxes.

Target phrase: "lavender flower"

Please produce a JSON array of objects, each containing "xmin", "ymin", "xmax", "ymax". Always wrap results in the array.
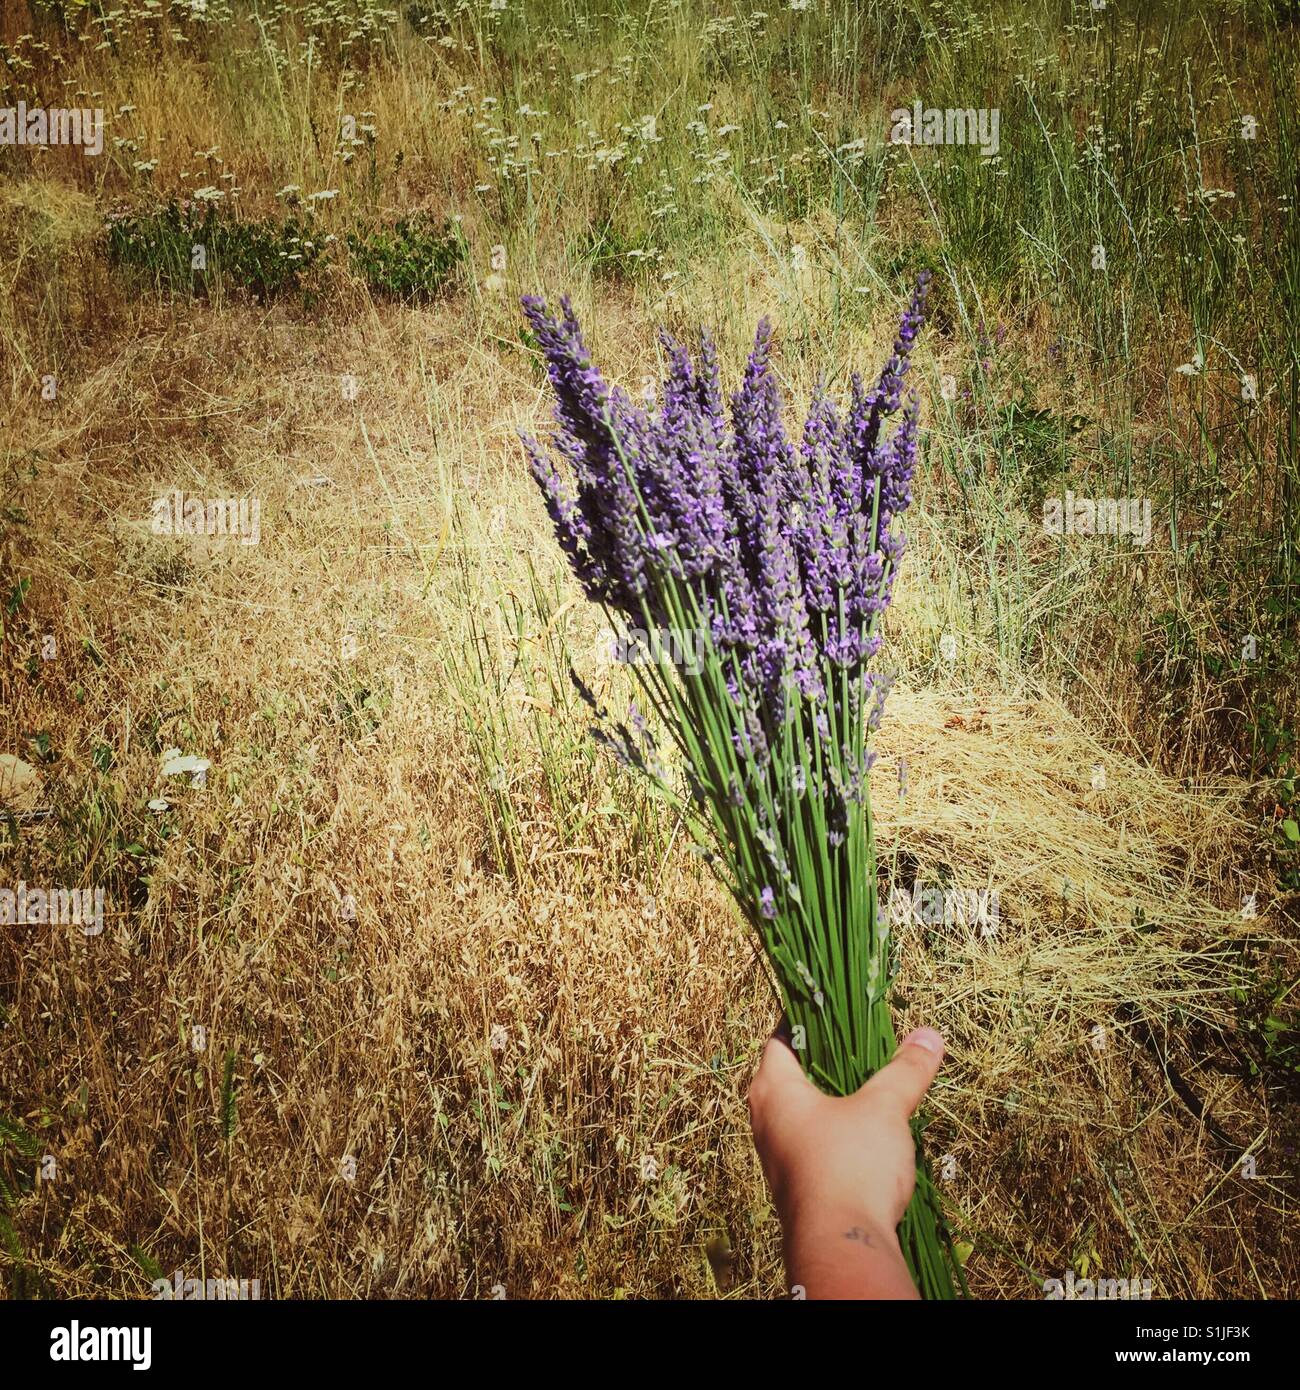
[{"xmin": 521, "ymin": 278, "xmax": 929, "ymax": 741}]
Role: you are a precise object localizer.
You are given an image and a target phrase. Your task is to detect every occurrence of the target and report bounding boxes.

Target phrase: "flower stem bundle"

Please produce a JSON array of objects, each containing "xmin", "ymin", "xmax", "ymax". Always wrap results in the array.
[{"xmin": 522, "ymin": 275, "xmax": 965, "ymax": 1299}]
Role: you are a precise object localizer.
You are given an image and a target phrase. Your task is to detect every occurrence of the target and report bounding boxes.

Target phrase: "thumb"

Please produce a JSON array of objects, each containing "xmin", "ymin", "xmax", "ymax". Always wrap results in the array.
[{"xmin": 864, "ymin": 1027, "xmax": 945, "ymax": 1119}]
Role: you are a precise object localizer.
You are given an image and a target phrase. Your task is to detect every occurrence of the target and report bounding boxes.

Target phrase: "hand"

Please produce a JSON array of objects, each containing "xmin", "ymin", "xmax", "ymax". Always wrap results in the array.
[{"xmin": 748, "ymin": 1024, "xmax": 946, "ymax": 1299}]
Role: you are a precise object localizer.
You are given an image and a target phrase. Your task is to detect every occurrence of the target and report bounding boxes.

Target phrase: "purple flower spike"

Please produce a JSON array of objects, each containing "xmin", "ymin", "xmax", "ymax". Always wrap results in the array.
[{"xmin": 520, "ymin": 277, "xmax": 930, "ymax": 743}]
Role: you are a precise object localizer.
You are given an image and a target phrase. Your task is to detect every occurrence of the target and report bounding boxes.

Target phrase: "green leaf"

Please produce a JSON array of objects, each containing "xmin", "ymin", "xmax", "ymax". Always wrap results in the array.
[
  {"xmin": 130, "ymin": 1245, "xmax": 165, "ymax": 1282},
  {"xmin": 220, "ymin": 1051, "xmax": 238, "ymax": 1140},
  {"xmin": 6, "ymin": 578, "xmax": 31, "ymax": 616},
  {"xmin": 0, "ymin": 1112, "xmax": 41, "ymax": 1157},
  {"xmin": 1282, "ymin": 819, "xmax": 1299, "ymax": 844}
]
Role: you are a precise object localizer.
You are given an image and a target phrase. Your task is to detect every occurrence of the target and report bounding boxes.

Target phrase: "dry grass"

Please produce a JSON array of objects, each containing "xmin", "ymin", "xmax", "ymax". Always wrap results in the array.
[
  {"xmin": 0, "ymin": 0, "xmax": 1295, "ymax": 1306},
  {"xmin": 2, "ymin": 278, "xmax": 1294, "ymax": 1299}
]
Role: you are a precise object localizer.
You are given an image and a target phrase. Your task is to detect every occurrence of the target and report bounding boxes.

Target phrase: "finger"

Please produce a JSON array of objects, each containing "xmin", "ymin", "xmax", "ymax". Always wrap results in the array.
[
  {"xmin": 750, "ymin": 1027, "xmax": 815, "ymax": 1112},
  {"xmin": 864, "ymin": 1027, "xmax": 945, "ymax": 1119}
]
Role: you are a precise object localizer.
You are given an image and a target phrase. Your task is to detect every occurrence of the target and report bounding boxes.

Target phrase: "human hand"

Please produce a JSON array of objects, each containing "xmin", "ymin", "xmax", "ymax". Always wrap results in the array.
[{"xmin": 748, "ymin": 1024, "xmax": 946, "ymax": 1299}]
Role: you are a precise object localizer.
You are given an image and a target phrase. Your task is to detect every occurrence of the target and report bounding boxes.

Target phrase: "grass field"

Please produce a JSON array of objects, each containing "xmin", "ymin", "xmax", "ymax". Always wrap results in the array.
[{"xmin": 1, "ymin": 0, "xmax": 1298, "ymax": 1300}]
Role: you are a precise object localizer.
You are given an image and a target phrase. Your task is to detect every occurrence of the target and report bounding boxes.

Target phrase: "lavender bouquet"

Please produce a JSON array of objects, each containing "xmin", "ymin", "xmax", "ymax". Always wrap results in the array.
[{"xmin": 521, "ymin": 274, "xmax": 964, "ymax": 1299}]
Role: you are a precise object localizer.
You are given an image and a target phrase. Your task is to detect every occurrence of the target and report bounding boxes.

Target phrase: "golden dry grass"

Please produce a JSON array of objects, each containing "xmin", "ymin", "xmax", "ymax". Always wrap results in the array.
[{"xmin": 2, "ymin": 274, "xmax": 1294, "ymax": 1299}]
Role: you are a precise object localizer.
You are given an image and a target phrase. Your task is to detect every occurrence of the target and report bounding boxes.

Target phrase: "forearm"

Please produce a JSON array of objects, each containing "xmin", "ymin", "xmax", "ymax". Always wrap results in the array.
[{"xmin": 783, "ymin": 1203, "xmax": 919, "ymax": 1300}]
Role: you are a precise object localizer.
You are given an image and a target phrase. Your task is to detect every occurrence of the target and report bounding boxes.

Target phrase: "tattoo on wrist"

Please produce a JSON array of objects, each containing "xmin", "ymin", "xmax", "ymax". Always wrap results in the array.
[{"xmin": 842, "ymin": 1226, "xmax": 876, "ymax": 1246}]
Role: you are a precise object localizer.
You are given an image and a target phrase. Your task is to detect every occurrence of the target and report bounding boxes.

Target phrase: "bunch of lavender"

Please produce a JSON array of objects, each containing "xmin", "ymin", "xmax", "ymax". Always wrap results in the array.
[{"xmin": 521, "ymin": 275, "xmax": 964, "ymax": 1299}]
